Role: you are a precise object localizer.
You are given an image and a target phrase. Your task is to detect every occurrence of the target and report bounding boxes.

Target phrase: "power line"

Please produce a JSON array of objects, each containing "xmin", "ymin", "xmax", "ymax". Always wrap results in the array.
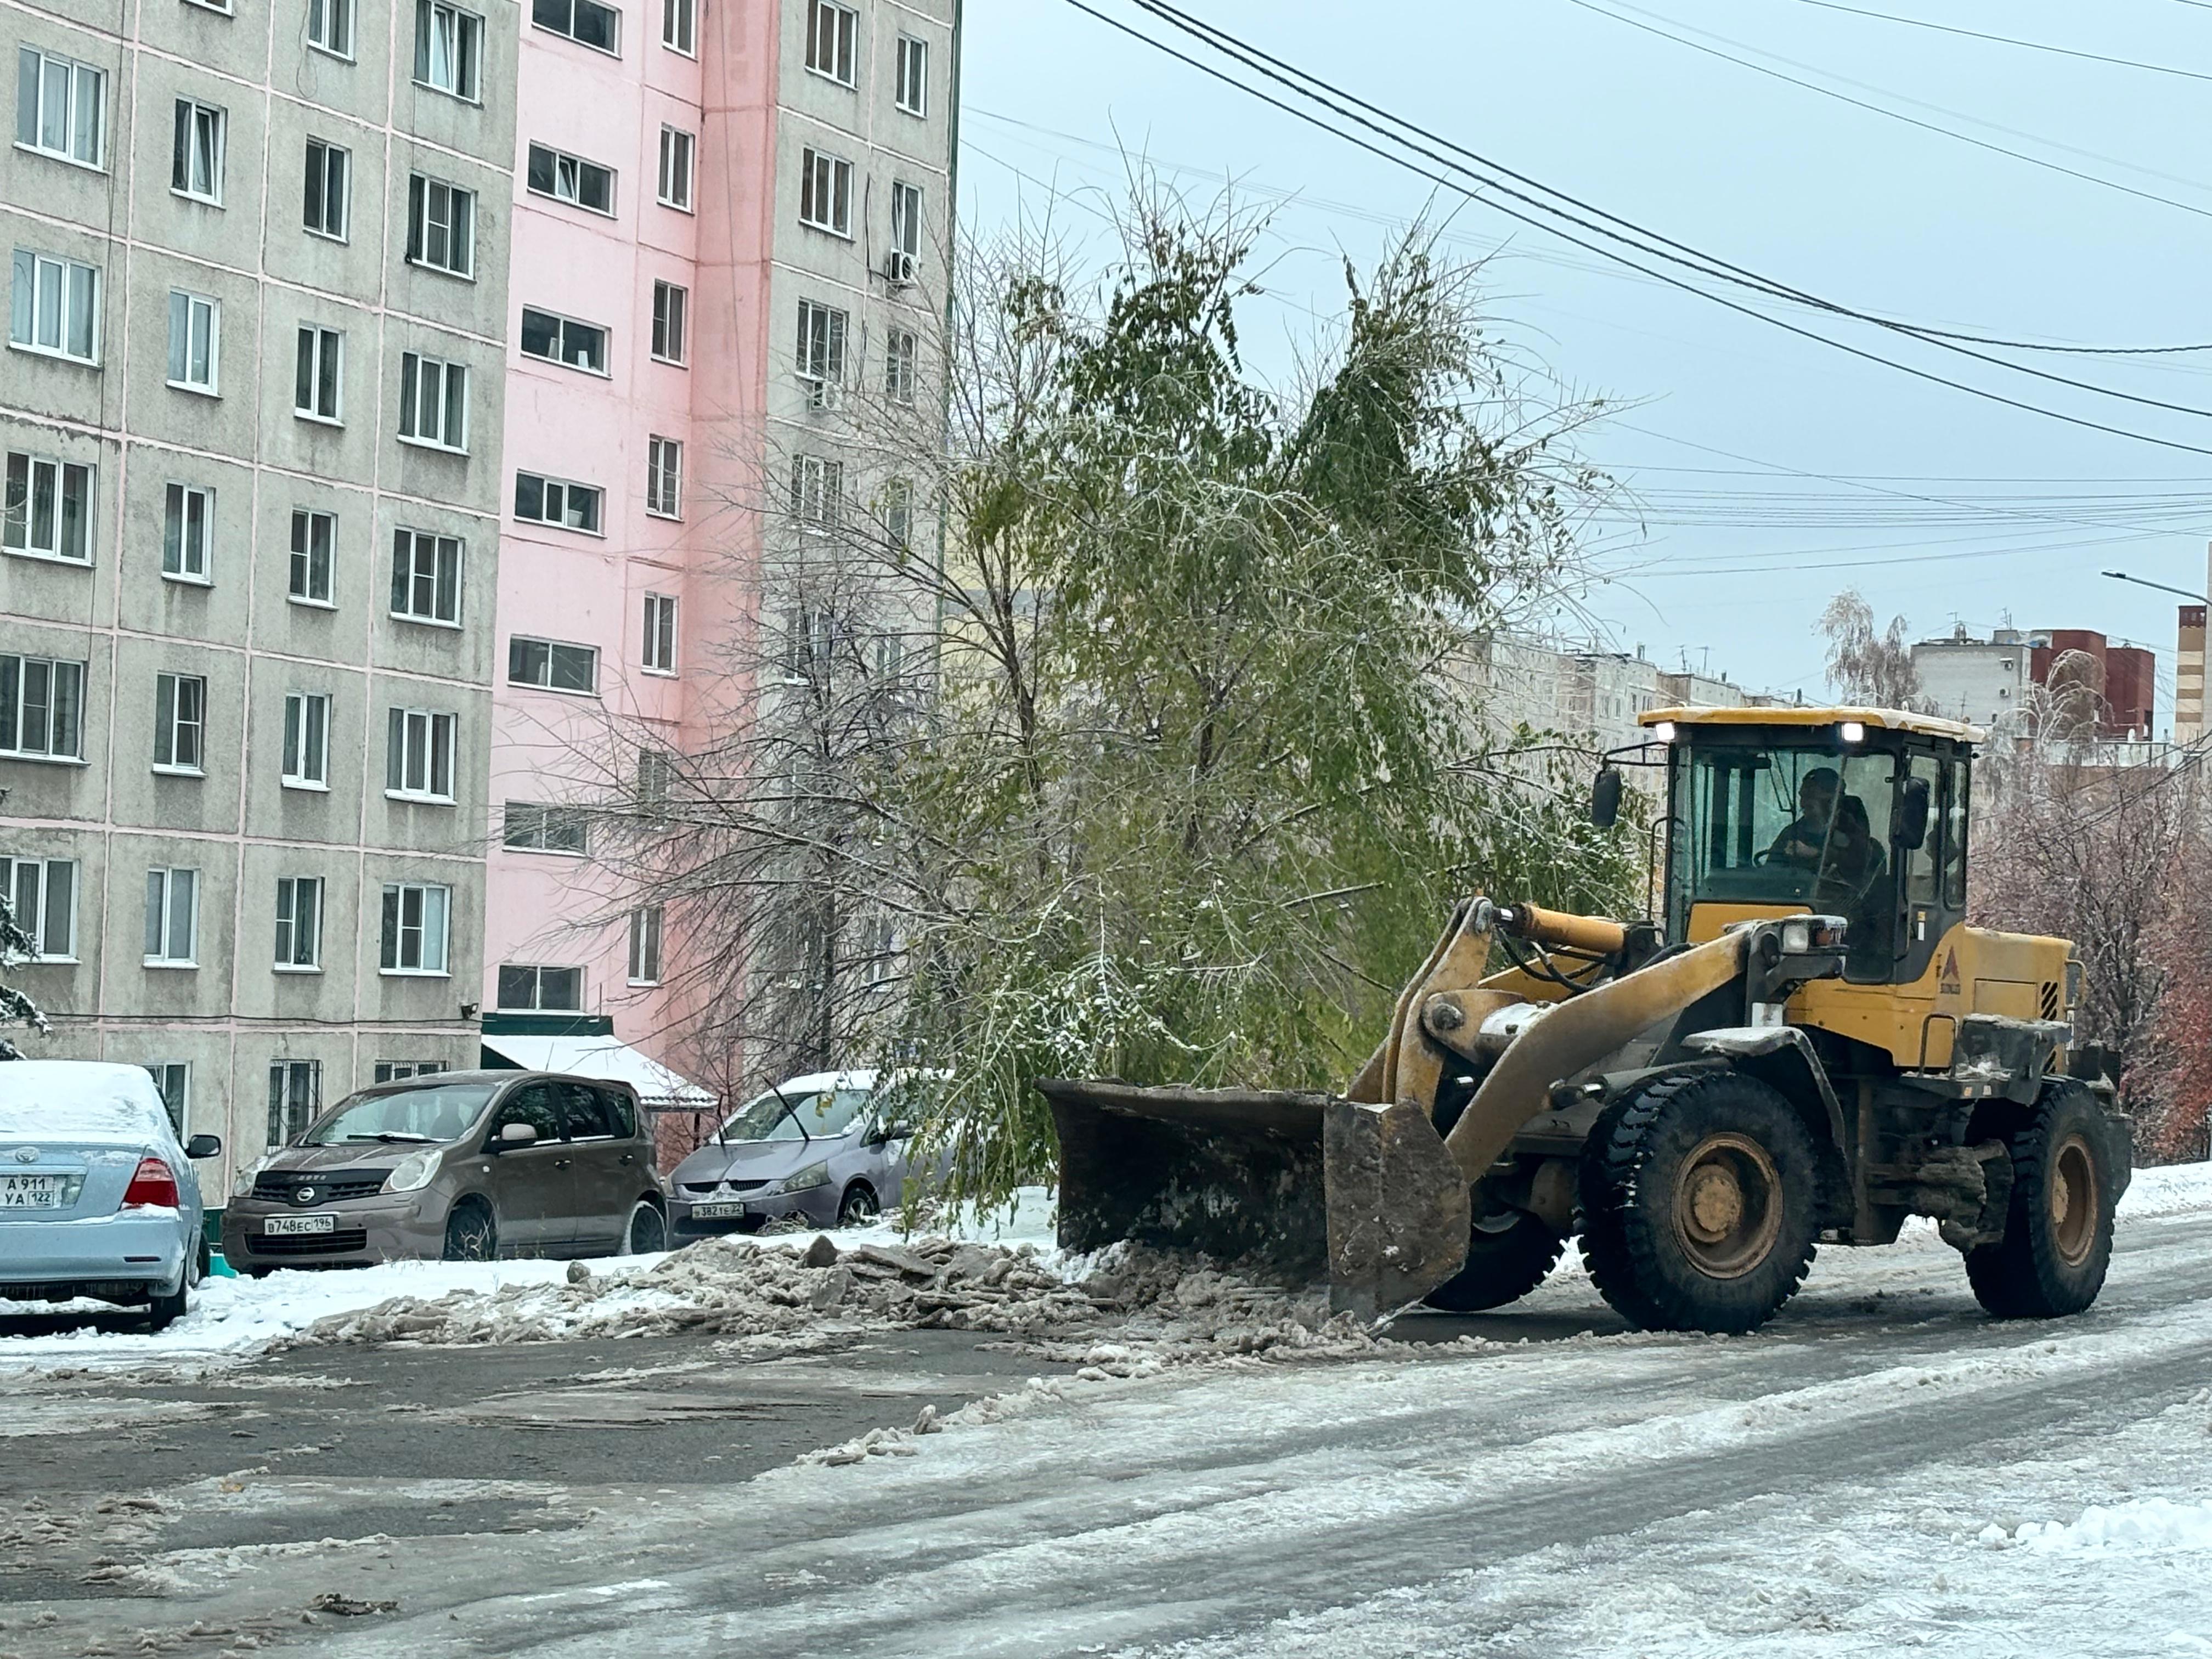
[
  {"xmin": 1065, "ymin": 0, "xmax": 2212, "ymax": 458},
  {"xmin": 1787, "ymin": 0, "xmax": 2212, "ymax": 84}
]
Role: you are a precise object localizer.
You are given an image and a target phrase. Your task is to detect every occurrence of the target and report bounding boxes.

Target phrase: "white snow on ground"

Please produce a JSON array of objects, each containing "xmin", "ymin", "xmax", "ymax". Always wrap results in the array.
[{"xmin": 1989, "ymin": 1497, "xmax": 2212, "ymax": 1555}]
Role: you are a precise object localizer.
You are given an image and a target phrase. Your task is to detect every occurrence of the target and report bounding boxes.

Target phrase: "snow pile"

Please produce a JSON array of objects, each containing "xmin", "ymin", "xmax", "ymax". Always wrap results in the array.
[
  {"xmin": 1981, "ymin": 1498, "xmax": 2212, "ymax": 1555},
  {"xmin": 286, "ymin": 1233, "xmax": 1383, "ymax": 1367},
  {"xmin": 2120, "ymin": 1159, "xmax": 2212, "ymax": 1222}
]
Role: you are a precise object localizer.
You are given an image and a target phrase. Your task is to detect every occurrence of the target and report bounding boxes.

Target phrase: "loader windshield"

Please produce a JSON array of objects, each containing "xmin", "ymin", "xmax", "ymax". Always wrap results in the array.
[{"xmin": 1668, "ymin": 738, "xmax": 1898, "ymax": 957}]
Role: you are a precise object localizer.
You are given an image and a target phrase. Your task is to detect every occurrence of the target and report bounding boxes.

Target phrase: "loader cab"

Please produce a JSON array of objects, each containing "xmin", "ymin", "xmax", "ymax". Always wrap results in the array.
[{"xmin": 1645, "ymin": 708, "xmax": 1977, "ymax": 988}]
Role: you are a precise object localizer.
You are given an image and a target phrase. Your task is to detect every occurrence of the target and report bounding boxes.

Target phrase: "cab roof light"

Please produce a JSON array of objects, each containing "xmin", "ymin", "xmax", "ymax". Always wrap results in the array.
[
  {"xmin": 1651, "ymin": 720, "xmax": 1677, "ymax": 743},
  {"xmin": 1839, "ymin": 720, "xmax": 1866, "ymax": 744}
]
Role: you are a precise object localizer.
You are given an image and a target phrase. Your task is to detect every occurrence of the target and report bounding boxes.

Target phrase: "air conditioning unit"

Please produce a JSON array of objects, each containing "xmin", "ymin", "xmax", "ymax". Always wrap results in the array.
[
  {"xmin": 806, "ymin": 377, "xmax": 844, "ymax": 411},
  {"xmin": 884, "ymin": 249, "xmax": 916, "ymax": 287}
]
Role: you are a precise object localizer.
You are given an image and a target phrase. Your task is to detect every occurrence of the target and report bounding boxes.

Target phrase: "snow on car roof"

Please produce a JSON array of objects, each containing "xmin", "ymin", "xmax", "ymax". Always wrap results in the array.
[{"xmin": 0, "ymin": 1061, "xmax": 178, "ymax": 1147}]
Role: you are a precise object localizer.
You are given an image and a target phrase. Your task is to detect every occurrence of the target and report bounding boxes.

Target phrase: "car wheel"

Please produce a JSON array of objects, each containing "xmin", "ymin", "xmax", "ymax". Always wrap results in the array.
[
  {"xmin": 621, "ymin": 1199, "xmax": 668, "ymax": 1255},
  {"xmin": 837, "ymin": 1183, "xmax": 880, "ymax": 1227},
  {"xmin": 443, "ymin": 1199, "xmax": 499, "ymax": 1262},
  {"xmin": 144, "ymin": 1278, "xmax": 189, "ymax": 1333}
]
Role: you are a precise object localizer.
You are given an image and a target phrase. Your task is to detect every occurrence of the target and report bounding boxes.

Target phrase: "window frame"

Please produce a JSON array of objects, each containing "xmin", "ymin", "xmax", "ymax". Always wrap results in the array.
[
  {"xmin": 161, "ymin": 481, "xmax": 215, "ymax": 584},
  {"xmin": 413, "ymin": 0, "xmax": 484, "ymax": 102},
  {"xmin": 518, "ymin": 306, "xmax": 608, "ymax": 376},
  {"xmin": 294, "ymin": 324, "xmax": 345, "ymax": 424},
  {"xmin": 274, "ymin": 874, "xmax": 324, "ymax": 971},
  {"xmin": 656, "ymin": 125, "xmax": 695, "ymax": 212},
  {"xmin": 4, "ymin": 854, "xmax": 77, "ymax": 961},
  {"xmin": 406, "ymin": 173, "xmax": 478, "ymax": 278},
  {"xmin": 307, "ymin": 0, "xmax": 356, "ymax": 59},
  {"xmin": 145, "ymin": 1062, "xmax": 190, "ymax": 1133},
  {"xmin": 496, "ymin": 963, "xmax": 584, "ymax": 1011},
  {"xmin": 804, "ymin": 0, "xmax": 857, "ymax": 85},
  {"xmin": 3, "ymin": 450, "xmax": 95, "ymax": 565},
  {"xmin": 651, "ymin": 279, "xmax": 687, "ymax": 365},
  {"xmin": 507, "ymin": 635, "xmax": 600, "ymax": 697},
  {"xmin": 303, "ymin": 137, "xmax": 350, "ymax": 241},
  {"xmin": 883, "ymin": 326, "xmax": 918, "ymax": 406},
  {"xmin": 16, "ymin": 47, "xmax": 106, "ymax": 170},
  {"xmin": 888, "ymin": 180, "xmax": 923, "ymax": 284},
  {"xmin": 0, "ymin": 653, "xmax": 87, "ymax": 761},
  {"xmin": 790, "ymin": 453, "xmax": 843, "ymax": 528},
  {"xmin": 267, "ymin": 1059, "xmax": 321, "ymax": 1148},
  {"xmin": 661, "ymin": 0, "xmax": 696, "ymax": 55},
  {"xmin": 504, "ymin": 800, "xmax": 589, "ymax": 856},
  {"xmin": 894, "ymin": 32, "xmax": 928, "ymax": 117},
  {"xmin": 288, "ymin": 507, "xmax": 336, "ymax": 606},
  {"xmin": 170, "ymin": 96, "xmax": 225, "ymax": 205},
  {"xmin": 282, "ymin": 689, "xmax": 331, "ymax": 789},
  {"xmin": 532, "ymin": 0, "xmax": 622, "ymax": 56},
  {"xmin": 524, "ymin": 143, "xmax": 616, "ymax": 217},
  {"xmin": 9, "ymin": 248, "xmax": 100, "ymax": 364},
  {"xmin": 165, "ymin": 289, "xmax": 219, "ymax": 394},
  {"xmin": 388, "ymin": 527, "xmax": 465, "ymax": 626},
  {"xmin": 512, "ymin": 471, "xmax": 604, "ymax": 535},
  {"xmin": 796, "ymin": 297, "xmax": 848, "ymax": 402},
  {"xmin": 627, "ymin": 906, "xmax": 663, "ymax": 986},
  {"xmin": 397, "ymin": 349, "xmax": 471, "ymax": 453},
  {"xmin": 379, "ymin": 881, "xmax": 452, "ymax": 975},
  {"xmin": 646, "ymin": 435, "xmax": 682, "ymax": 520},
  {"xmin": 797, "ymin": 146, "xmax": 853, "ymax": 238},
  {"xmin": 143, "ymin": 865, "xmax": 199, "ymax": 968},
  {"xmin": 385, "ymin": 707, "xmax": 458, "ymax": 803},
  {"xmin": 151, "ymin": 670, "xmax": 207, "ymax": 775},
  {"xmin": 641, "ymin": 591, "xmax": 678, "ymax": 675}
]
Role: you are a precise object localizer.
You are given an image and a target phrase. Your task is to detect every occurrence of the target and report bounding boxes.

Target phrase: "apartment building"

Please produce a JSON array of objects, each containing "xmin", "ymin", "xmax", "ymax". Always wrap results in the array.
[
  {"xmin": 481, "ymin": 0, "xmax": 959, "ymax": 1097},
  {"xmin": 3, "ymin": 0, "xmax": 517, "ymax": 1193}
]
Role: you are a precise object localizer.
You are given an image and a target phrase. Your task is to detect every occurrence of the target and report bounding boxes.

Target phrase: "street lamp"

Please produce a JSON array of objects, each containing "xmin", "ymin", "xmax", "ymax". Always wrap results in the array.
[{"xmin": 2101, "ymin": 569, "xmax": 2212, "ymax": 605}]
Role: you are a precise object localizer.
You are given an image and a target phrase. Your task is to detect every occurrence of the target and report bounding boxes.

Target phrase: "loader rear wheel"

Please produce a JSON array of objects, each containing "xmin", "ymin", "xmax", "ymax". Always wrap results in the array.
[
  {"xmin": 1420, "ymin": 1212, "xmax": 1565, "ymax": 1313},
  {"xmin": 1578, "ymin": 1069, "xmax": 1819, "ymax": 1334},
  {"xmin": 1963, "ymin": 1083, "xmax": 2115, "ymax": 1321}
]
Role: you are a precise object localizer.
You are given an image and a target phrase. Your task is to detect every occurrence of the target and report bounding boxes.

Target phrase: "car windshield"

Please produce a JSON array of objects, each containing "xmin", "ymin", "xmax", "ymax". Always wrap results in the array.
[
  {"xmin": 300, "ymin": 1083, "xmax": 499, "ymax": 1146},
  {"xmin": 719, "ymin": 1085, "xmax": 871, "ymax": 1143}
]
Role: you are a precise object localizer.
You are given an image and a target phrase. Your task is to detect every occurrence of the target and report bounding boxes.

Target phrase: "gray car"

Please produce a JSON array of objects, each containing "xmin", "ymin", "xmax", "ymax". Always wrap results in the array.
[
  {"xmin": 222, "ymin": 1070, "xmax": 668, "ymax": 1270},
  {"xmin": 668, "ymin": 1070, "xmax": 942, "ymax": 1239},
  {"xmin": 0, "ymin": 1060, "xmax": 224, "ymax": 1330}
]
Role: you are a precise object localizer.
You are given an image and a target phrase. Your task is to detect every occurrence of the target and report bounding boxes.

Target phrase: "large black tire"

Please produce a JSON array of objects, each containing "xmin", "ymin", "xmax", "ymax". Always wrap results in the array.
[
  {"xmin": 1964, "ymin": 1082, "xmax": 2116, "ymax": 1319},
  {"xmin": 443, "ymin": 1199, "xmax": 498, "ymax": 1262},
  {"xmin": 837, "ymin": 1183, "xmax": 879, "ymax": 1227},
  {"xmin": 1579, "ymin": 1069, "xmax": 1821, "ymax": 1334},
  {"xmin": 1421, "ymin": 1212, "xmax": 1566, "ymax": 1313},
  {"xmin": 620, "ymin": 1198, "xmax": 668, "ymax": 1255}
]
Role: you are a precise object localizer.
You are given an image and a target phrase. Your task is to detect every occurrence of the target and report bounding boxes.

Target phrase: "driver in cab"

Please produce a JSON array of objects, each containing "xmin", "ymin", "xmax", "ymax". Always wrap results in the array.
[{"xmin": 1767, "ymin": 766, "xmax": 1841, "ymax": 870}]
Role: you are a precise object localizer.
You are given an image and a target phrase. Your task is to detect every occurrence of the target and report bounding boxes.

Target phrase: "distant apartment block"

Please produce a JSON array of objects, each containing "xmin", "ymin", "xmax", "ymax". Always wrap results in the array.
[
  {"xmin": 1913, "ymin": 626, "xmax": 2156, "ymax": 740},
  {"xmin": 3, "ymin": 0, "xmax": 518, "ymax": 1195}
]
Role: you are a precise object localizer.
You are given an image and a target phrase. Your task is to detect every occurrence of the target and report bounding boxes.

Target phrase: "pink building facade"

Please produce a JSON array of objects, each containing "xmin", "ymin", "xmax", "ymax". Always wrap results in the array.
[{"xmin": 484, "ymin": 0, "xmax": 958, "ymax": 1107}]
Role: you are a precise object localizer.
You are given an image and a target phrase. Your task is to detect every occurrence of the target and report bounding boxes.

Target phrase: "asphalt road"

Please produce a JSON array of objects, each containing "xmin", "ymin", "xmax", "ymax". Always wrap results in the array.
[{"xmin": 4, "ymin": 1207, "xmax": 2208, "ymax": 1659}]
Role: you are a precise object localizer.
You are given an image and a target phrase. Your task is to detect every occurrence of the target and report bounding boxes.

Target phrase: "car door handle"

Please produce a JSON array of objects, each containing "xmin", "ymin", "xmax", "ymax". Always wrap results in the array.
[
  {"xmin": 619, "ymin": 1153, "xmax": 635, "ymax": 1166},
  {"xmin": 554, "ymin": 1158, "xmax": 572, "ymax": 1170}
]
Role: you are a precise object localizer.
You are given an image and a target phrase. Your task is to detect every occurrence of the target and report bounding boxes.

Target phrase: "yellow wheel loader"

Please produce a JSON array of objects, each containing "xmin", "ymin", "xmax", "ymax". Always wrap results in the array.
[{"xmin": 1039, "ymin": 706, "xmax": 2134, "ymax": 1334}]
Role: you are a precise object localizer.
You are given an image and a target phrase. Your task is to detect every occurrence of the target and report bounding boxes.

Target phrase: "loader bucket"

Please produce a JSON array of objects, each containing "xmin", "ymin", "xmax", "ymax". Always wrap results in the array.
[{"xmin": 1036, "ymin": 1078, "xmax": 1470, "ymax": 1319}]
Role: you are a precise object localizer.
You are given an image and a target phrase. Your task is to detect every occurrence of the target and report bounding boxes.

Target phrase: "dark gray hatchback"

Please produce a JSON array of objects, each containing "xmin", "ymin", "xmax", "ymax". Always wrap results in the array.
[{"xmin": 221, "ymin": 1070, "xmax": 669, "ymax": 1271}]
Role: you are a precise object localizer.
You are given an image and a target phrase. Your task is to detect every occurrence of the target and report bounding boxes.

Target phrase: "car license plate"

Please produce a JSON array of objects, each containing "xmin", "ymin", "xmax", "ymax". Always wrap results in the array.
[
  {"xmin": 0, "ymin": 1175, "xmax": 64, "ymax": 1209},
  {"xmin": 690, "ymin": 1202, "xmax": 749, "ymax": 1219},
  {"xmin": 264, "ymin": 1214, "xmax": 336, "ymax": 1235}
]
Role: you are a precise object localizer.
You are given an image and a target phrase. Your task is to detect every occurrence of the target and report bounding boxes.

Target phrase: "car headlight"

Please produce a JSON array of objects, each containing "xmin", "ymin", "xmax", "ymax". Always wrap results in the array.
[
  {"xmin": 384, "ymin": 1148, "xmax": 443, "ymax": 1194},
  {"xmin": 777, "ymin": 1161, "xmax": 830, "ymax": 1195}
]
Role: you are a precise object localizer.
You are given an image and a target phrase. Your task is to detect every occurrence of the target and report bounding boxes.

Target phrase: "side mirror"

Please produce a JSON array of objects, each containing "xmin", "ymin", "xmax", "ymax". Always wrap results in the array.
[
  {"xmin": 1590, "ymin": 767, "xmax": 1624, "ymax": 830},
  {"xmin": 498, "ymin": 1121, "xmax": 538, "ymax": 1148},
  {"xmin": 1894, "ymin": 777, "xmax": 1931, "ymax": 850},
  {"xmin": 185, "ymin": 1133, "xmax": 222, "ymax": 1160}
]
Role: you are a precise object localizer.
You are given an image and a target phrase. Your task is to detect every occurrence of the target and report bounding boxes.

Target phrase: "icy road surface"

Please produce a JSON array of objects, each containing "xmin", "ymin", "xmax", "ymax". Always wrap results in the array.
[{"xmin": 3, "ymin": 1167, "xmax": 2208, "ymax": 1658}]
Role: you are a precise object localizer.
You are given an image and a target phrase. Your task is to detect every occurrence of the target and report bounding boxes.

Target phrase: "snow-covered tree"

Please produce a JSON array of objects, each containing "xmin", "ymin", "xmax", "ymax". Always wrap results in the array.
[
  {"xmin": 1818, "ymin": 589, "xmax": 1925, "ymax": 710},
  {"xmin": 0, "ymin": 892, "xmax": 48, "ymax": 1062}
]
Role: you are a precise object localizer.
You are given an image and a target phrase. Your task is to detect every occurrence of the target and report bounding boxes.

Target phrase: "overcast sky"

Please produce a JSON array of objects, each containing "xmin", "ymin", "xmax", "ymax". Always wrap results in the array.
[{"xmin": 956, "ymin": 0, "xmax": 2212, "ymax": 725}]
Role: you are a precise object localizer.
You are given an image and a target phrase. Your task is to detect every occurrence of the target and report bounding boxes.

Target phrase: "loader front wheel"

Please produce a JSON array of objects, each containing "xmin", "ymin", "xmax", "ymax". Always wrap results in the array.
[
  {"xmin": 1578, "ymin": 1069, "xmax": 1820, "ymax": 1334},
  {"xmin": 1420, "ymin": 1211, "xmax": 1565, "ymax": 1313},
  {"xmin": 1963, "ymin": 1083, "xmax": 2115, "ymax": 1321}
]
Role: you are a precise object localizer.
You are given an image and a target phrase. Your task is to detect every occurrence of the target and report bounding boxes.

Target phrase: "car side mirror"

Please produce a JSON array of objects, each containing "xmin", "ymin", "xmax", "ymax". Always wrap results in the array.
[
  {"xmin": 185, "ymin": 1133, "xmax": 222, "ymax": 1160},
  {"xmin": 1590, "ymin": 767, "xmax": 1623, "ymax": 830},
  {"xmin": 498, "ymin": 1121, "xmax": 538, "ymax": 1148},
  {"xmin": 1894, "ymin": 777, "xmax": 1931, "ymax": 850}
]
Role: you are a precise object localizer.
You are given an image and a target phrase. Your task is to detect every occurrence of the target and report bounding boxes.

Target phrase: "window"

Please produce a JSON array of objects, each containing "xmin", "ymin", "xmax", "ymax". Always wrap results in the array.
[
  {"xmin": 798, "ymin": 148, "xmax": 851, "ymax": 235},
  {"xmin": 166, "ymin": 291, "xmax": 218, "ymax": 392},
  {"xmin": 406, "ymin": 174, "xmax": 476, "ymax": 275},
  {"xmin": 513, "ymin": 471, "xmax": 602, "ymax": 533},
  {"xmin": 153, "ymin": 672, "xmax": 206, "ymax": 773},
  {"xmin": 9, "ymin": 249, "xmax": 99, "ymax": 362},
  {"xmin": 274, "ymin": 875, "xmax": 323, "ymax": 969},
  {"xmin": 628, "ymin": 907, "xmax": 663, "ymax": 985},
  {"xmin": 303, "ymin": 138, "xmax": 348, "ymax": 239},
  {"xmin": 308, "ymin": 0, "xmax": 354, "ymax": 57},
  {"xmin": 380, "ymin": 882, "xmax": 450, "ymax": 973},
  {"xmin": 662, "ymin": 0, "xmax": 695, "ymax": 54},
  {"xmin": 508, "ymin": 636, "xmax": 598, "ymax": 695},
  {"xmin": 0, "ymin": 655, "xmax": 85, "ymax": 759},
  {"xmin": 888, "ymin": 182, "xmax": 923, "ymax": 284},
  {"xmin": 398, "ymin": 351, "xmax": 469, "ymax": 450},
  {"xmin": 657, "ymin": 126, "xmax": 693, "ymax": 210},
  {"xmin": 267, "ymin": 1060, "xmax": 319, "ymax": 1146},
  {"xmin": 414, "ymin": 0, "xmax": 482, "ymax": 99},
  {"xmin": 289, "ymin": 509, "xmax": 334, "ymax": 604},
  {"xmin": 385, "ymin": 708, "xmax": 456, "ymax": 801},
  {"xmin": 143, "ymin": 867, "xmax": 198, "ymax": 966},
  {"xmin": 882, "ymin": 476, "xmax": 913, "ymax": 556},
  {"xmin": 374, "ymin": 1060, "xmax": 445, "ymax": 1083},
  {"xmin": 652, "ymin": 280, "xmax": 687, "ymax": 363},
  {"xmin": 504, "ymin": 800, "xmax": 587, "ymax": 854},
  {"xmin": 884, "ymin": 327, "xmax": 918, "ymax": 405},
  {"xmin": 642, "ymin": 592, "xmax": 678, "ymax": 673},
  {"xmin": 498, "ymin": 964, "xmax": 582, "ymax": 1011},
  {"xmin": 162, "ymin": 483, "xmax": 213, "ymax": 582},
  {"xmin": 533, "ymin": 0, "xmax": 619, "ymax": 52},
  {"xmin": 4, "ymin": 856, "xmax": 76, "ymax": 959},
  {"xmin": 294, "ymin": 324, "xmax": 343, "ymax": 421},
  {"xmin": 791, "ymin": 454, "xmax": 842, "ymax": 527},
  {"xmin": 4, "ymin": 452, "xmax": 94, "ymax": 564},
  {"xmin": 525, "ymin": 144, "xmax": 613, "ymax": 215},
  {"xmin": 16, "ymin": 48, "xmax": 104, "ymax": 168},
  {"xmin": 520, "ymin": 306, "xmax": 606, "ymax": 374},
  {"xmin": 795, "ymin": 300, "xmax": 848, "ymax": 402},
  {"xmin": 144, "ymin": 1063, "xmax": 189, "ymax": 1133},
  {"xmin": 390, "ymin": 527, "xmax": 462, "ymax": 623},
  {"xmin": 171, "ymin": 98, "xmax": 224, "ymax": 203},
  {"xmin": 637, "ymin": 747, "xmax": 674, "ymax": 811},
  {"xmin": 895, "ymin": 32, "xmax": 928, "ymax": 116},
  {"xmin": 646, "ymin": 436, "xmax": 681, "ymax": 518},
  {"xmin": 283, "ymin": 691, "xmax": 330, "ymax": 787},
  {"xmin": 805, "ymin": 0, "xmax": 856, "ymax": 83}
]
